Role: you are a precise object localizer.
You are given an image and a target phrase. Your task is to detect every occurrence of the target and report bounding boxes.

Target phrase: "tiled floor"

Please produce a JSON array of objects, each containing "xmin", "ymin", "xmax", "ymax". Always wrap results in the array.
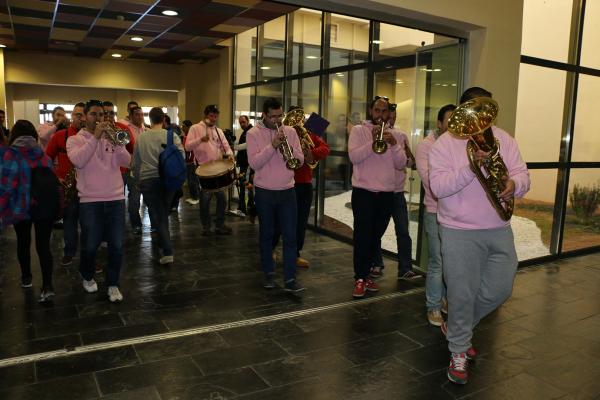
[{"xmin": 0, "ymin": 200, "xmax": 599, "ymax": 399}]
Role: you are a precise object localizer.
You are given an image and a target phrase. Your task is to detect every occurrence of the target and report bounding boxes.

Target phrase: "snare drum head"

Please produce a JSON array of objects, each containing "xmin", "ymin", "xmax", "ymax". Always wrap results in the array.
[{"xmin": 195, "ymin": 159, "xmax": 234, "ymax": 177}]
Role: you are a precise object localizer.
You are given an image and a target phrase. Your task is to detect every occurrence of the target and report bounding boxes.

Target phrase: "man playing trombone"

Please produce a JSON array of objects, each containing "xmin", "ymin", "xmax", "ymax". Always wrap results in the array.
[{"xmin": 247, "ymin": 97, "xmax": 305, "ymax": 292}]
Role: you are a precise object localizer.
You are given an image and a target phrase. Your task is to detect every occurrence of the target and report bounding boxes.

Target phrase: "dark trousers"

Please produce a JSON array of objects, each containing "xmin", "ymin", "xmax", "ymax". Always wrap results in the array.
[
  {"xmin": 352, "ymin": 188, "xmax": 393, "ymax": 280},
  {"xmin": 200, "ymin": 190, "xmax": 226, "ymax": 230},
  {"xmin": 14, "ymin": 219, "xmax": 54, "ymax": 289},
  {"xmin": 255, "ymin": 187, "xmax": 297, "ymax": 282},
  {"xmin": 79, "ymin": 200, "xmax": 125, "ymax": 286},
  {"xmin": 238, "ymin": 166, "xmax": 248, "ymax": 213},
  {"xmin": 372, "ymin": 192, "xmax": 413, "ymax": 274},
  {"xmin": 186, "ymin": 164, "xmax": 199, "ymax": 200},
  {"xmin": 123, "ymin": 173, "xmax": 143, "ymax": 229},
  {"xmin": 272, "ymin": 183, "xmax": 312, "ymax": 257},
  {"xmin": 63, "ymin": 197, "xmax": 79, "ymax": 257},
  {"xmin": 140, "ymin": 178, "xmax": 174, "ymax": 256}
]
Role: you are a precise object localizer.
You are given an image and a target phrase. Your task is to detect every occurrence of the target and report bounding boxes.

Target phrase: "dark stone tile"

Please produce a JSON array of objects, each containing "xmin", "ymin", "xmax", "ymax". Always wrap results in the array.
[
  {"xmin": 0, "ymin": 363, "xmax": 35, "ymax": 390},
  {"xmin": 80, "ymin": 322, "xmax": 168, "ymax": 345},
  {"xmin": 463, "ymin": 372, "xmax": 566, "ymax": 399},
  {"xmin": 401, "ymin": 323, "xmax": 446, "ymax": 347},
  {"xmin": 0, "ymin": 373, "xmax": 98, "ymax": 400},
  {"xmin": 218, "ymin": 319, "xmax": 304, "ymax": 346},
  {"xmin": 0, "ymin": 333, "xmax": 82, "ymax": 358},
  {"xmin": 274, "ymin": 325, "xmax": 366, "ymax": 355},
  {"xmin": 96, "ymin": 356, "xmax": 203, "ymax": 395},
  {"xmin": 528, "ymin": 351, "xmax": 600, "ymax": 393},
  {"xmin": 34, "ymin": 314, "xmax": 124, "ymax": 338},
  {"xmin": 395, "ymin": 343, "xmax": 449, "ymax": 375},
  {"xmin": 162, "ymin": 308, "xmax": 244, "ymax": 330},
  {"xmin": 253, "ymin": 348, "xmax": 354, "ymax": 387},
  {"xmin": 337, "ymin": 331, "xmax": 421, "ymax": 364},
  {"xmin": 36, "ymin": 346, "xmax": 139, "ymax": 381},
  {"xmin": 192, "ymin": 339, "xmax": 287, "ymax": 374},
  {"xmin": 99, "ymin": 386, "xmax": 161, "ymax": 399},
  {"xmin": 237, "ymin": 377, "xmax": 343, "ymax": 400},
  {"xmin": 134, "ymin": 332, "xmax": 229, "ymax": 363}
]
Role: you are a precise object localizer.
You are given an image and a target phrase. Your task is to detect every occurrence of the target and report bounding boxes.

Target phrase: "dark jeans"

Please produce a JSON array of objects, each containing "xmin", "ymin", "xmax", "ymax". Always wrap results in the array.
[
  {"xmin": 140, "ymin": 178, "xmax": 174, "ymax": 256},
  {"xmin": 352, "ymin": 188, "xmax": 393, "ymax": 280},
  {"xmin": 200, "ymin": 190, "xmax": 226, "ymax": 230},
  {"xmin": 14, "ymin": 219, "xmax": 54, "ymax": 289},
  {"xmin": 238, "ymin": 166, "xmax": 248, "ymax": 213},
  {"xmin": 79, "ymin": 200, "xmax": 125, "ymax": 286},
  {"xmin": 186, "ymin": 164, "xmax": 199, "ymax": 200},
  {"xmin": 171, "ymin": 188, "xmax": 183, "ymax": 210},
  {"xmin": 255, "ymin": 187, "xmax": 297, "ymax": 282},
  {"xmin": 372, "ymin": 192, "xmax": 413, "ymax": 274},
  {"xmin": 123, "ymin": 173, "xmax": 142, "ymax": 229},
  {"xmin": 63, "ymin": 197, "xmax": 79, "ymax": 257},
  {"xmin": 272, "ymin": 183, "xmax": 312, "ymax": 257}
]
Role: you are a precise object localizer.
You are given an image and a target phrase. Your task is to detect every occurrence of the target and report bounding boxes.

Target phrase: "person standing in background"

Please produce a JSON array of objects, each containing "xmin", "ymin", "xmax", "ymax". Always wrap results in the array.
[{"xmin": 37, "ymin": 106, "xmax": 69, "ymax": 150}]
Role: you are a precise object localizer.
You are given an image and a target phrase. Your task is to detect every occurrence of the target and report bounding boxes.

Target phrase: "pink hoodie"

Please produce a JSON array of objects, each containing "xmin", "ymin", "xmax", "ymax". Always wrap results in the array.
[
  {"xmin": 185, "ymin": 120, "xmax": 233, "ymax": 165},
  {"xmin": 428, "ymin": 126, "xmax": 530, "ymax": 230},
  {"xmin": 37, "ymin": 122, "xmax": 57, "ymax": 151},
  {"xmin": 416, "ymin": 133, "xmax": 438, "ymax": 213},
  {"xmin": 349, "ymin": 121, "xmax": 407, "ymax": 192},
  {"xmin": 247, "ymin": 122, "xmax": 304, "ymax": 190},
  {"xmin": 66, "ymin": 128, "xmax": 131, "ymax": 203}
]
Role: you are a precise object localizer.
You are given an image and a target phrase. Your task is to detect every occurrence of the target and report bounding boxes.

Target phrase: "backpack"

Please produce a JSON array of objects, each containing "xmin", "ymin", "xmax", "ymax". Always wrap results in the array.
[
  {"xmin": 30, "ymin": 166, "xmax": 61, "ymax": 221},
  {"xmin": 159, "ymin": 129, "xmax": 186, "ymax": 192}
]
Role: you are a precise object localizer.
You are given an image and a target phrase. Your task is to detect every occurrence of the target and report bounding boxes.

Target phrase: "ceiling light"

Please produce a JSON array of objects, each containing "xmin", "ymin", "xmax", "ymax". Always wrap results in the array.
[
  {"xmin": 131, "ymin": 37, "xmax": 143, "ymax": 42},
  {"xmin": 396, "ymin": 80, "xmax": 403, "ymax": 84},
  {"xmin": 162, "ymin": 10, "xmax": 178, "ymax": 16},
  {"xmin": 433, "ymin": 68, "xmax": 442, "ymax": 72},
  {"xmin": 372, "ymin": 40, "xmax": 384, "ymax": 44},
  {"xmin": 442, "ymin": 84, "xmax": 448, "ymax": 87},
  {"xmin": 336, "ymin": 73, "xmax": 344, "ymax": 77},
  {"xmin": 260, "ymin": 66, "xmax": 270, "ymax": 70},
  {"xmin": 111, "ymin": 53, "xmax": 122, "ymax": 58},
  {"xmin": 306, "ymin": 55, "xmax": 318, "ymax": 59},
  {"xmin": 0, "ymin": 44, "xmax": 5, "ymax": 48},
  {"xmin": 451, "ymin": 83, "xmax": 457, "ymax": 87}
]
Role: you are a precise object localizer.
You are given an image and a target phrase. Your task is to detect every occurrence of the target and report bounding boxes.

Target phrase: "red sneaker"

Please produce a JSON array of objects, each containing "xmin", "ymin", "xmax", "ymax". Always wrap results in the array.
[
  {"xmin": 365, "ymin": 279, "xmax": 380, "ymax": 292},
  {"xmin": 447, "ymin": 352, "xmax": 469, "ymax": 385},
  {"xmin": 353, "ymin": 279, "xmax": 366, "ymax": 298}
]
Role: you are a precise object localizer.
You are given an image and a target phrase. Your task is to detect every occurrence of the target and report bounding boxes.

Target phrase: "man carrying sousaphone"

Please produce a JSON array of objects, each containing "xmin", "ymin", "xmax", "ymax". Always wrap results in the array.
[
  {"xmin": 429, "ymin": 87, "xmax": 530, "ymax": 385},
  {"xmin": 185, "ymin": 104, "xmax": 234, "ymax": 236}
]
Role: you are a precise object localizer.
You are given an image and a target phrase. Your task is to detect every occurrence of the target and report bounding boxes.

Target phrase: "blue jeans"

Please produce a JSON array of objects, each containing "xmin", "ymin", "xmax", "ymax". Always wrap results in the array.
[
  {"xmin": 123, "ymin": 173, "xmax": 142, "ymax": 229},
  {"xmin": 255, "ymin": 187, "xmax": 297, "ymax": 282},
  {"xmin": 424, "ymin": 212, "xmax": 445, "ymax": 311},
  {"xmin": 139, "ymin": 179, "xmax": 174, "ymax": 256},
  {"xmin": 272, "ymin": 183, "xmax": 313, "ymax": 257},
  {"xmin": 371, "ymin": 192, "xmax": 413, "ymax": 274},
  {"xmin": 79, "ymin": 200, "xmax": 125, "ymax": 286},
  {"xmin": 63, "ymin": 197, "xmax": 79, "ymax": 257},
  {"xmin": 200, "ymin": 190, "xmax": 226, "ymax": 230}
]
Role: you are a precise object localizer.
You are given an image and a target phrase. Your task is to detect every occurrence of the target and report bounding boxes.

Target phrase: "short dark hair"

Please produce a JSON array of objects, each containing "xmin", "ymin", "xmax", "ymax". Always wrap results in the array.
[
  {"xmin": 74, "ymin": 102, "xmax": 85, "ymax": 109},
  {"xmin": 164, "ymin": 115, "xmax": 171, "ymax": 125},
  {"xmin": 288, "ymin": 105, "xmax": 301, "ymax": 112},
  {"xmin": 204, "ymin": 104, "xmax": 219, "ymax": 115},
  {"xmin": 84, "ymin": 100, "xmax": 103, "ymax": 114},
  {"xmin": 129, "ymin": 106, "xmax": 142, "ymax": 116},
  {"xmin": 0, "ymin": 109, "xmax": 5, "ymax": 115},
  {"xmin": 238, "ymin": 115, "xmax": 249, "ymax": 122},
  {"xmin": 9, "ymin": 120, "xmax": 38, "ymax": 145},
  {"xmin": 460, "ymin": 87, "xmax": 492, "ymax": 104},
  {"xmin": 182, "ymin": 119, "xmax": 193, "ymax": 127},
  {"xmin": 369, "ymin": 95, "xmax": 389, "ymax": 109},
  {"xmin": 263, "ymin": 98, "xmax": 282, "ymax": 114},
  {"xmin": 102, "ymin": 101, "xmax": 114, "ymax": 108},
  {"xmin": 52, "ymin": 106, "xmax": 65, "ymax": 116},
  {"xmin": 127, "ymin": 101, "xmax": 139, "ymax": 109},
  {"xmin": 149, "ymin": 107, "xmax": 165, "ymax": 125},
  {"xmin": 437, "ymin": 104, "xmax": 457, "ymax": 122}
]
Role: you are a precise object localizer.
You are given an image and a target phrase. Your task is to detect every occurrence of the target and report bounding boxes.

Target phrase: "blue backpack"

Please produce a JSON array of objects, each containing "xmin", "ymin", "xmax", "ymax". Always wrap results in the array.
[{"xmin": 159, "ymin": 129, "xmax": 186, "ymax": 192}]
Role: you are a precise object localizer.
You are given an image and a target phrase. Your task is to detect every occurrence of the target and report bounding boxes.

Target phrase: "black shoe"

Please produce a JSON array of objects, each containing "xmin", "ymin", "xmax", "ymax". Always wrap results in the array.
[
  {"xmin": 133, "ymin": 226, "xmax": 142, "ymax": 235},
  {"xmin": 263, "ymin": 275, "xmax": 276, "ymax": 289},
  {"xmin": 284, "ymin": 279, "xmax": 305, "ymax": 293},
  {"xmin": 215, "ymin": 225, "xmax": 233, "ymax": 235},
  {"xmin": 21, "ymin": 277, "xmax": 32, "ymax": 288}
]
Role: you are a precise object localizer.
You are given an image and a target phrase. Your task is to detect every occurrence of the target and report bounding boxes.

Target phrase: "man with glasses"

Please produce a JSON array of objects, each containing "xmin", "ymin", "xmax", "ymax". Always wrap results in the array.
[
  {"xmin": 348, "ymin": 96, "xmax": 407, "ymax": 299},
  {"xmin": 247, "ymin": 97, "xmax": 305, "ymax": 292},
  {"xmin": 117, "ymin": 101, "xmax": 139, "ymax": 125},
  {"xmin": 46, "ymin": 102, "xmax": 86, "ymax": 266},
  {"xmin": 66, "ymin": 100, "xmax": 131, "ymax": 302}
]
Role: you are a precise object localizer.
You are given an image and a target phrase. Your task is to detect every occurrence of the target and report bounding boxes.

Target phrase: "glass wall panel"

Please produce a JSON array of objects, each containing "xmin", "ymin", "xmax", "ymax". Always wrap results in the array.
[
  {"xmin": 372, "ymin": 23, "xmax": 454, "ymax": 61},
  {"xmin": 513, "ymin": 169, "xmax": 556, "ymax": 260},
  {"xmin": 328, "ymin": 14, "xmax": 369, "ymax": 69},
  {"xmin": 285, "ymin": 76, "xmax": 320, "ymax": 114},
  {"xmin": 256, "ymin": 82, "xmax": 284, "ymax": 117},
  {"xmin": 233, "ymin": 87, "xmax": 256, "ymax": 132},
  {"xmin": 289, "ymin": 9, "xmax": 322, "ymax": 75},
  {"xmin": 521, "ymin": 0, "xmax": 573, "ymax": 62},
  {"xmin": 515, "ymin": 64, "xmax": 567, "ymax": 162},
  {"xmin": 373, "ymin": 66, "xmax": 416, "ymax": 136},
  {"xmin": 572, "ymin": 74, "xmax": 600, "ymax": 161},
  {"xmin": 322, "ymin": 69, "xmax": 367, "ymax": 152},
  {"xmin": 235, "ymin": 28, "xmax": 257, "ymax": 85},
  {"xmin": 321, "ymin": 154, "xmax": 353, "ymax": 239},
  {"xmin": 563, "ymin": 169, "xmax": 600, "ymax": 252},
  {"xmin": 258, "ymin": 16, "xmax": 286, "ymax": 81},
  {"xmin": 580, "ymin": 0, "xmax": 600, "ymax": 69}
]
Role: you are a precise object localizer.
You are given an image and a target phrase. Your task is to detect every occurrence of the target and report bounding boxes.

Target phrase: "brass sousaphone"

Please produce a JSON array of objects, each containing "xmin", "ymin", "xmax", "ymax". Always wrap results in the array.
[{"xmin": 447, "ymin": 97, "xmax": 513, "ymax": 221}]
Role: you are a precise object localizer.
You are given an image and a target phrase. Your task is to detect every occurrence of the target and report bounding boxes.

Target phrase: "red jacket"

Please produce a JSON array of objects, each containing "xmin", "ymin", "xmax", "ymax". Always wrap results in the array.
[
  {"xmin": 294, "ymin": 132, "xmax": 330, "ymax": 184},
  {"xmin": 45, "ymin": 126, "xmax": 78, "ymax": 180}
]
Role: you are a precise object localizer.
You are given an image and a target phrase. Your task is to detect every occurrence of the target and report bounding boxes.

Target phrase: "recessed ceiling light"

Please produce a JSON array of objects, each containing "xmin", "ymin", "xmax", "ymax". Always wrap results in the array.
[
  {"xmin": 260, "ymin": 66, "xmax": 270, "ymax": 70},
  {"xmin": 0, "ymin": 44, "xmax": 5, "ymax": 48},
  {"xmin": 306, "ymin": 55, "xmax": 318, "ymax": 59},
  {"xmin": 131, "ymin": 37, "xmax": 143, "ymax": 42},
  {"xmin": 451, "ymin": 83, "xmax": 457, "ymax": 87},
  {"xmin": 372, "ymin": 40, "xmax": 384, "ymax": 44},
  {"xmin": 433, "ymin": 68, "xmax": 442, "ymax": 72},
  {"xmin": 162, "ymin": 10, "xmax": 178, "ymax": 16},
  {"xmin": 396, "ymin": 80, "xmax": 403, "ymax": 84},
  {"xmin": 336, "ymin": 73, "xmax": 344, "ymax": 77},
  {"xmin": 111, "ymin": 53, "xmax": 122, "ymax": 58}
]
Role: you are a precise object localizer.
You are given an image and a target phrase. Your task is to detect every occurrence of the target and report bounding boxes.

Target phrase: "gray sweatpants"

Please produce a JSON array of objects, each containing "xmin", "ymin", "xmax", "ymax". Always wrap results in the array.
[{"xmin": 440, "ymin": 225, "xmax": 518, "ymax": 354}]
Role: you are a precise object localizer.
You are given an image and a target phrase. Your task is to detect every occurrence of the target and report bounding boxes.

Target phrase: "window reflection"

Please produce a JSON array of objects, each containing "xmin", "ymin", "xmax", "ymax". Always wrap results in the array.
[
  {"xmin": 233, "ymin": 87, "xmax": 256, "ymax": 131},
  {"xmin": 563, "ymin": 169, "xmax": 600, "ymax": 252},
  {"xmin": 572, "ymin": 74, "xmax": 600, "ymax": 161},
  {"xmin": 521, "ymin": 0, "xmax": 573, "ymax": 63},
  {"xmin": 289, "ymin": 9, "xmax": 322, "ymax": 75},
  {"xmin": 286, "ymin": 76, "xmax": 319, "ymax": 113},
  {"xmin": 258, "ymin": 16, "xmax": 286, "ymax": 81},
  {"xmin": 328, "ymin": 14, "xmax": 369, "ymax": 68},
  {"xmin": 235, "ymin": 28, "xmax": 257, "ymax": 85}
]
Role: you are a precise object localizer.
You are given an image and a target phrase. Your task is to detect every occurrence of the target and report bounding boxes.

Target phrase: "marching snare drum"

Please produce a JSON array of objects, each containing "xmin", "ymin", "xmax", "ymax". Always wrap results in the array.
[{"xmin": 195, "ymin": 159, "xmax": 236, "ymax": 192}]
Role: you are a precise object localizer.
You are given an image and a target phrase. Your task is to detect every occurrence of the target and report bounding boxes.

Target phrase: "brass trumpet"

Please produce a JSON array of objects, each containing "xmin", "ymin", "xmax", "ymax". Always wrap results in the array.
[
  {"xmin": 372, "ymin": 119, "xmax": 388, "ymax": 154},
  {"xmin": 98, "ymin": 122, "xmax": 130, "ymax": 146},
  {"xmin": 275, "ymin": 123, "xmax": 302, "ymax": 170}
]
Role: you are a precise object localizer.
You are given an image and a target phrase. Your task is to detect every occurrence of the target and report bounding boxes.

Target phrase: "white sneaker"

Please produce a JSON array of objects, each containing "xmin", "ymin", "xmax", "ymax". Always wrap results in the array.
[
  {"xmin": 83, "ymin": 279, "xmax": 98, "ymax": 293},
  {"xmin": 185, "ymin": 198, "xmax": 199, "ymax": 205},
  {"xmin": 108, "ymin": 286, "xmax": 123, "ymax": 302},
  {"xmin": 235, "ymin": 210, "xmax": 246, "ymax": 217},
  {"xmin": 159, "ymin": 255, "xmax": 174, "ymax": 264}
]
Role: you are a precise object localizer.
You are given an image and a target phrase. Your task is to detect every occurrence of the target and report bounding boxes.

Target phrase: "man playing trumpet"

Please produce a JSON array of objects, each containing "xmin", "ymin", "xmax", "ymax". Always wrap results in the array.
[
  {"xmin": 66, "ymin": 100, "xmax": 132, "ymax": 303},
  {"xmin": 348, "ymin": 96, "xmax": 407, "ymax": 299}
]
